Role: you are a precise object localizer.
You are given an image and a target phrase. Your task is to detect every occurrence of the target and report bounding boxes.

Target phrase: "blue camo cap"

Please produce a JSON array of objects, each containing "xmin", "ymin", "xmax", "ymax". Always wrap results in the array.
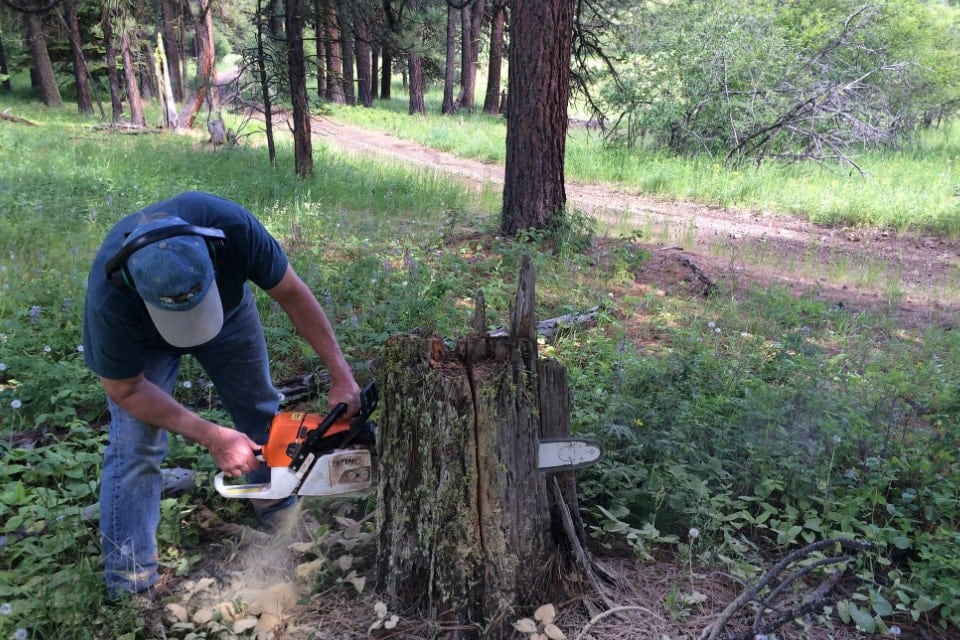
[{"xmin": 125, "ymin": 215, "xmax": 224, "ymax": 347}]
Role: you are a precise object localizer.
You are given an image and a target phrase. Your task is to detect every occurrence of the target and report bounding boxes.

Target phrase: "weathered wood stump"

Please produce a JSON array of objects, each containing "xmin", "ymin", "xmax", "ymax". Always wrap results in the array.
[{"xmin": 376, "ymin": 256, "xmax": 595, "ymax": 638}]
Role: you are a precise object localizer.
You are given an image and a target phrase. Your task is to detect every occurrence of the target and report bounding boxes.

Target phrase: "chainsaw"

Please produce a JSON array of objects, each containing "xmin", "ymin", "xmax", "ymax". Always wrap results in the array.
[{"xmin": 214, "ymin": 382, "xmax": 603, "ymax": 501}]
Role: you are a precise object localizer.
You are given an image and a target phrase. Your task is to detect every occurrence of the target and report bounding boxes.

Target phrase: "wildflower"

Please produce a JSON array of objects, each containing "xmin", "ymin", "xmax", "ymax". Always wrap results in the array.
[
  {"xmin": 0, "ymin": 362, "xmax": 6, "ymax": 371},
  {"xmin": 401, "ymin": 281, "xmax": 408, "ymax": 287},
  {"xmin": 0, "ymin": 602, "xmax": 11, "ymax": 615},
  {"xmin": 14, "ymin": 628, "xmax": 27, "ymax": 640},
  {"xmin": 43, "ymin": 345, "xmax": 51, "ymax": 353},
  {"xmin": 10, "ymin": 399, "xmax": 22, "ymax": 409},
  {"xmin": 688, "ymin": 528, "xmax": 700, "ymax": 540},
  {"xmin": 708, "ymin": 321, "xmax": 715, "ymax": 328},
  {"xmin": 755, "ymin": 635, "xmax": 767, "ymax": 640},
  {"xmin": 741, "ymin": 332, "xmax": 748, "ymax": 338},
  {"xmin": 833, "ymin": 435, "xmax": 841, "ymax": 444},
  {"xmin": 29, "ymin": 306, "xmax": 41, "ymax": 325},
  {"xmin": 182, "ymin": 381, "xmax": 192, "ymax": 389},
  {"xmin": 76, "ymin": 345, "xmax": 84, "ymax": 353},
  {"xmin": 890, "ymin": 626, "xmax": 901, "ymax": 636},
  {"xmin": 277, "ymin": 392, "xmax": 286, "ymax": 402},
  {"xmin": 715, "ymin": 327, "xmax": 721, "ymax": 334}
]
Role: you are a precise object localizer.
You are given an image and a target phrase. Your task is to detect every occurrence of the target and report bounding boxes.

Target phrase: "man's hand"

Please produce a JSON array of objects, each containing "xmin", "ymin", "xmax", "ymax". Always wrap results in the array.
[
  {"xmin": 205, "ymin": 425, "xmax": 261, "ymax": 478},
  {"xmin": 202, "ymin": 425, "xmax": 260, "ymax": 478},
  {"xmin": 328, "ymin": 377, "xmax": 362, "ymax": 418}
]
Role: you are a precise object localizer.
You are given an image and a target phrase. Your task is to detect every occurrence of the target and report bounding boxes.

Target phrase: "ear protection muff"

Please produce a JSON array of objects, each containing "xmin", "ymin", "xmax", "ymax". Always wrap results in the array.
[{"xmin": 104, "ymin": 224, "xmax": 227, "ymax": 290}]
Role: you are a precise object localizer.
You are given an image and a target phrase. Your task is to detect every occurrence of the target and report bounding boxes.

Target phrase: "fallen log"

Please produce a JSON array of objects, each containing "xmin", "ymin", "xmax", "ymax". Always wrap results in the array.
[
  {"xmin": 0, "ymin": 109, "xmax": 38, "ymax": 126},
  {"xmin": 486, "ymin": 306, "xmax": 600, "ymax": 340}
]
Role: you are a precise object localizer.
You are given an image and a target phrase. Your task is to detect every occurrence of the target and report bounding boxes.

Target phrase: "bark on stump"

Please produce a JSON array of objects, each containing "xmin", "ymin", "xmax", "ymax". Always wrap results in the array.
[{"xmin": 376, "ymin": 257, "xmax": 592, "ymax": 637}]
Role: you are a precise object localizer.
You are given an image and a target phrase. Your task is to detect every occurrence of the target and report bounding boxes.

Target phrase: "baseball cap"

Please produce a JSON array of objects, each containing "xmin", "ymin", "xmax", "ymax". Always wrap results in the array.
[{"xmin": 124, "ymin": 216, "xmax": 224, "ymax": 348}]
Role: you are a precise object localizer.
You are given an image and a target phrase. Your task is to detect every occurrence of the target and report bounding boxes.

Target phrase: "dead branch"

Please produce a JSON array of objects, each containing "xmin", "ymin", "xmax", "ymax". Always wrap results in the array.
[
  {"xmin": 487, "ymin": 307, "xmax": 600, "ymax": 340},
  {"xmin": 0, "ymin": 109, "xmax": 38, "ymax": 126},
  {"xmin": 700, "ymin": 538, "xmax": 875, "ymax": 640}
]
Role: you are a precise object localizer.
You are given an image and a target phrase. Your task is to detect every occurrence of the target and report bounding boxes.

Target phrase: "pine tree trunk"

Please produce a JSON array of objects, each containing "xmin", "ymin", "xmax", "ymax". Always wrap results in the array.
[
  {"xmin": 501, "ymin": 0, "xmax": 574, "ymax": 235},
  {"xmin": 286, "ymin": 0, "xmax": 313, "ymax": 177},
  {"xmin": 64, "ymin": 1, "xmax": 93, "ymax": 115},
  {"xmin": 481, "ymin": 2, "xmax": 506, "ymax": 114},
  {"xmin": 24, "ymin": 12, "xmax": 62, "ymax": 108}
]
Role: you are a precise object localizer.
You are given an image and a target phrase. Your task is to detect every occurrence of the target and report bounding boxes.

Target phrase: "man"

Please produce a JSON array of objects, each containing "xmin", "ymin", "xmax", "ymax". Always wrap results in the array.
[{"xmin": 82, "ymin": 191, "xmax": 360, "ymax": 598}]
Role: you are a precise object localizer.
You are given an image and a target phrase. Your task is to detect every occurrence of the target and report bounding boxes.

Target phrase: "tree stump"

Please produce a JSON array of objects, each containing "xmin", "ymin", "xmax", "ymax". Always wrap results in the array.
[{"xmin": 376, "ymin": 256, "xmax": 594, "ymax": 638}]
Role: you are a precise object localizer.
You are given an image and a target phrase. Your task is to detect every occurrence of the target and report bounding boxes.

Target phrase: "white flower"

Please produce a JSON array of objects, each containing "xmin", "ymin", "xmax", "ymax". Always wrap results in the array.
[
  {"xmin": 889, "ymin": 626, "xmax": 901, "ymax": 636},
  {"xmin": 10, "ymin": 399, "xmax": 22, "ymax": 409},
  {"xmin": 277, "ymin": 392, "xmax": 286, "ymax": 402},
  {"xmin": 43, "ymin": 345, "xmax": 51, "ymax": 353},
  {"xmin": 0, "ymin": 362, "xmax": 6, "ymax": 371},
  {"xmin": 741, "ymin": 332, "xmax": 748, "ymax": 338},
  {"xmin": 14, "ymin": 628, "xmax": 28, "ymax": 640},
  {"xmin": 714, "ymin": 327, "xmax": 721, "ymax": 334},
  {"xmin": 708, "ymin": 321, "xmax": 715, "ymax": 328},
  {"xmin": 688, "ymin": 527, "xmax": 700, "ymax": 539},
  {"xmin": 0, "ymin": 602, "xmax": 11, "ymax": 615},
  {"xmin": 181, "ymin": 381, "xmax": 192, "ymax": 389},
  {"xmin": 76, "ymin": 345, "xmax": 84, "ymax": 353}
]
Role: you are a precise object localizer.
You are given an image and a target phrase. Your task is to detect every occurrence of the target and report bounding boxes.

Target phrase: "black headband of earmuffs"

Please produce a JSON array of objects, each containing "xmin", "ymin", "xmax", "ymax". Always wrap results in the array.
[{"xmin": 103, "ymin": 224, "xmax": 226, "ymax": 290}]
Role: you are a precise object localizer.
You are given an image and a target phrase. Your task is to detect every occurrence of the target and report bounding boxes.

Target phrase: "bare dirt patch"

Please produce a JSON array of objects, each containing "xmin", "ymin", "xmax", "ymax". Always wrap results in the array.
[{"xmin": 311, "ymin": 116, "xmax": 960, "ymax": 331}]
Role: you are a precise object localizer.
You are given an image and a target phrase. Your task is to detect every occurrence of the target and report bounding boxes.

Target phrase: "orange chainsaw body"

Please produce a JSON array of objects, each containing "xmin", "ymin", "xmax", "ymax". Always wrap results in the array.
[{"xmin": 261, "ymin": 411, "xmax": 353, "ymax": 467}]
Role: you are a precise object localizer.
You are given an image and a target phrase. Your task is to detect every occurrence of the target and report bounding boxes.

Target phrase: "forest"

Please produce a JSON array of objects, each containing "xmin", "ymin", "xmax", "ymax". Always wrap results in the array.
[{"xmin": 2, "ymin": 1, "xmax": 960, "ymax": 639}]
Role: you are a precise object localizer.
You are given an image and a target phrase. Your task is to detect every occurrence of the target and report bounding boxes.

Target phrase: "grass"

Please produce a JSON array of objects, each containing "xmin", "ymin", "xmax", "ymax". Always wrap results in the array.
[
  {"xmin": 1, "ymin": 88, "xmax": 959, "ymax": 638},
  {"xmin": 328, "ymin": 94, "xmax": 960, "ymax": 236}
]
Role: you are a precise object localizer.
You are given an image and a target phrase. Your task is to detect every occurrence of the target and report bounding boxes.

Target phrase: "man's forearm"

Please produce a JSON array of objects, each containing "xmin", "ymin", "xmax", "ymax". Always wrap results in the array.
[{"xmin": 100, "ymin": 376, "xmax": 220, "ymax": 448}]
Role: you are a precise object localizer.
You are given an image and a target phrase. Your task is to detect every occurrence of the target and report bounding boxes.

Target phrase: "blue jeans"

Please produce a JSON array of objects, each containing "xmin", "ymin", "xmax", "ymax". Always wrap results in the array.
[{"xmin": 99, "ymin": 290, "xmax": 280, "ymax": 596}]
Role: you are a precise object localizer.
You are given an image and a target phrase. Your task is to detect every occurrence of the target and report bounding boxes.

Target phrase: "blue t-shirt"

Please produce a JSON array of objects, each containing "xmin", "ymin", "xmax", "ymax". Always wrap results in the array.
[{"xmin": 82, "ymin": 191, "xmax": 289, "ymax": 379}]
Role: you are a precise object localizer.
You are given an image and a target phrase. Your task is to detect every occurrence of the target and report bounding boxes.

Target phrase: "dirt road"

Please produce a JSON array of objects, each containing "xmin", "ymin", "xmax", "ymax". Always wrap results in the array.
[{"xmin": 311, "ymin": 116, "xmax": 960, "ymax": 328}]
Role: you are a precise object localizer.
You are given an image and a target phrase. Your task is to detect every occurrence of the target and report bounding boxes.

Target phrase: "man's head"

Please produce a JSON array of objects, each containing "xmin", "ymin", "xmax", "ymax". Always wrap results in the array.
[{"xmin": 122, "ymin": 215, "xmax": 224, "ymax": 348}]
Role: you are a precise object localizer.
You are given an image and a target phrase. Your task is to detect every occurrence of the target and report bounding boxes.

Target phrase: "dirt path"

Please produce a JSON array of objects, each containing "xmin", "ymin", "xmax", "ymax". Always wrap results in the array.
[{"xmin": 312, "ymin": 116, "xmax": 960, "ymax": 329}]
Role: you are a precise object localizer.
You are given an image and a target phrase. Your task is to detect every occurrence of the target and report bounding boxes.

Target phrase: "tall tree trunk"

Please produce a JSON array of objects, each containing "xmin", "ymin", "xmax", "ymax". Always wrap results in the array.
[
  {"xmin": 155, "ymin": 33, "xmax": 179, "ymax": 128},
  {"xmin": 269, "ymin": 0, "xmax": 284, "ymax": 39},
  {"xmin": 441, "ymin": 4, "xmax": 457, "ymax": 114},
  {"xmin": 502, "ymin": 0, "xmax": 574, "ymax": 235},
  {"xmin": 322, "ymin": 0, "xmax": 345, "ymax": 103},
  {"xmin": 370, "ymin": 42, "xmax": 379, "ymax": 100},
  {"xmin": 101, "ymin": 8, "xmax": 124, "ymax": 122},
  {"xmin": 336, "ymin": 0, "xmax": 355, "ymax": 105},
  {"xmin": 181, "ymin": 0, "xmax": 218, "ymax": 130},
  {"xmin": 286, "ymin": 0, "xmax": 313, "ymax": 177},
  {"xmin": 0, "ymin": 31, "xmax": 10, "ymax": 92},
  {"xmin": 62, "ymin": 1, "xmax": 93, "ymax": 115},
  {"xmin": 159, "ymin": 0, "xmax": 184, "ymax": 103},
  {"xmin": 121, "ymin": 28, "xmax": 146, "ymax": 125},
  {"xmin": 482, "ymin": 1, "xmax": 506, "ymax": 114},
  {"xmin": 23, "ymin": 12, "xmax": 62, "ymax": 107},
  {"xmin": 353, "ymin": 3, "xmax": 372, "ymax": 107},
  {"xmin": 407, "ymin": 51, "xmax": 424, "ymax": 115},
  {"xmin": 256, "ymin": 0, "xmax": 277, "ymax": 167},
  {"xmin": 455, "ymin": 0, "xmax": 479, "ymax": 112},
  {"xmin": 380, "ymin": 48, "xmax": 391, "ymax": 99},
  {"xmin": 313, "ymin": 0, "xmax": 326, "ymax": 98}
]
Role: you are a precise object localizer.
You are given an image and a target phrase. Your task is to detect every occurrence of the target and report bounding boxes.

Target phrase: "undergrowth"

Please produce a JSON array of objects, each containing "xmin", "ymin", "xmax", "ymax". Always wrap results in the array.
[{"xmin": 0, "ymin": 99, "xmax": 957, "ymax": 638}]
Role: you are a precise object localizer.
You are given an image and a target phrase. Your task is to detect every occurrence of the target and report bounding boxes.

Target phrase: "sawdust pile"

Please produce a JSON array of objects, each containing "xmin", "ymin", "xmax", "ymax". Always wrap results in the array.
[{"xmin": 162, "ymin": 502, "xmax": 324, "ymax": 639}]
